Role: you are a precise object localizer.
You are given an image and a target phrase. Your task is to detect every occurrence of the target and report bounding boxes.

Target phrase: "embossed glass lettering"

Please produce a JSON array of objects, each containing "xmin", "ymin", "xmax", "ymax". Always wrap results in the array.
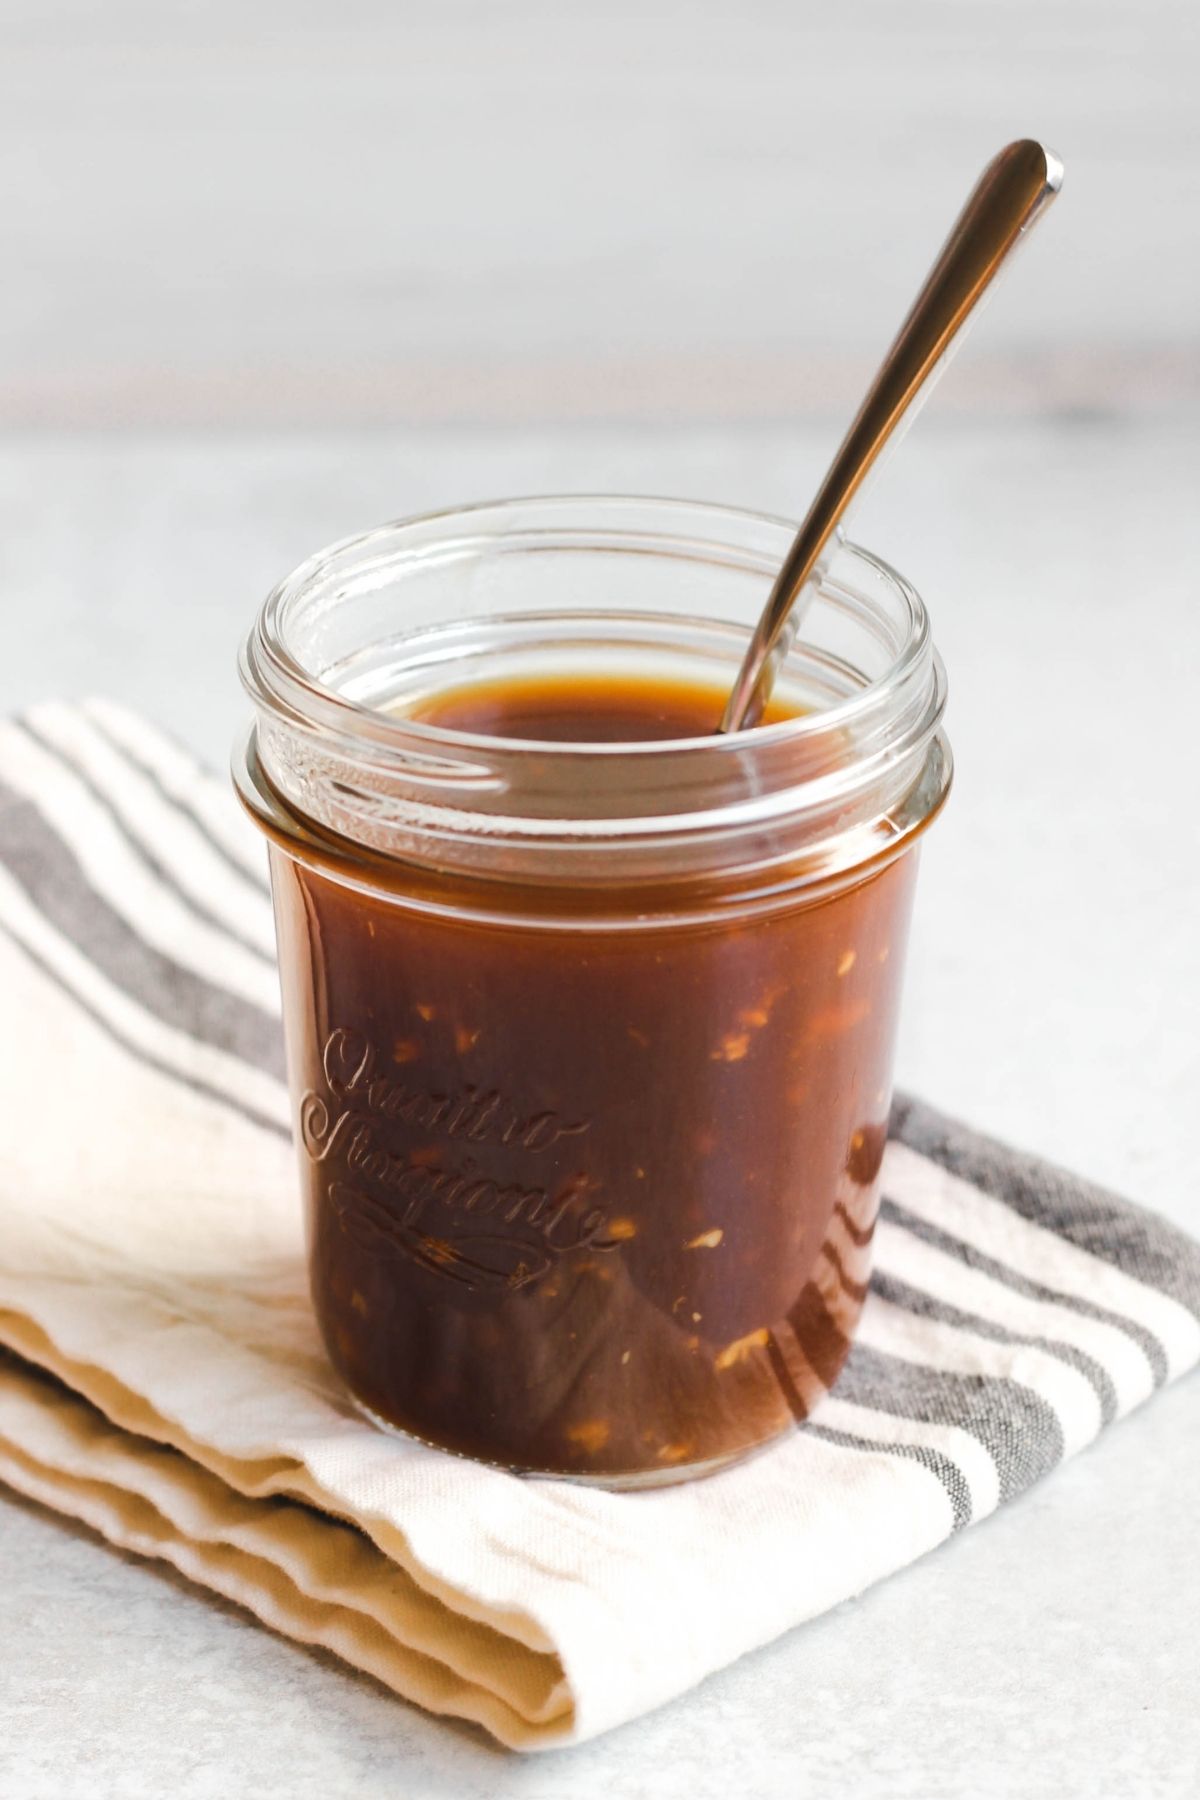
[{"xmin": 299, "ymin": 1026, "xmax": 605, "ymax": 1289}]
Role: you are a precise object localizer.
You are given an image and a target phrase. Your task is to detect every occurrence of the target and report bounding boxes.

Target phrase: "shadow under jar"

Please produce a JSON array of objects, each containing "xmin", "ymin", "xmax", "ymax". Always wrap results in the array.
[{"xmin": 235, "ymin": 497, "xmax": 951, "ymax": 1488}]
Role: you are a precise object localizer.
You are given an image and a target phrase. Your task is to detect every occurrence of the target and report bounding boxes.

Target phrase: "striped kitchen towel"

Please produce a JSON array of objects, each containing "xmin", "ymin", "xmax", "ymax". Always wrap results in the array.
[{"xmin": 0, "ymin": 696, "xmax": 1198, "ymax": 1749}]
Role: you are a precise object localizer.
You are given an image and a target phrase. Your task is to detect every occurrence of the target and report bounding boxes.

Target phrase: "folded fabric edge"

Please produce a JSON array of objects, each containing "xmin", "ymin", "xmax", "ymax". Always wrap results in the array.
[
  {"xmin": 0, "ymin": 1328, "xmax": 967, "ymax": 1750},
  {"xmin": 5, "ymin": 1267, "xmax": 873, "ymax": 1738},
  {"xmin": 0, "ymin": 1330, "xmax": 575, "ymax": 1734},
  {"xmin": 0, "ymin": 1301, "xmax": 563, "ymax": 1662},
  {"xmin": 0, "ymin": 1297, "xmax": 964, "ymax": 1747},
  {"xmin": 0, "ymin": 1349, "xmax": 577, "ymax": 1751}
]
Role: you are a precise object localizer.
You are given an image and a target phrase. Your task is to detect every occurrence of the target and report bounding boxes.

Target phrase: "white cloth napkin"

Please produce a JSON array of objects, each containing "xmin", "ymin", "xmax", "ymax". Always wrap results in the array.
[{"xmin": 1, "ymin": 697, "xmax": 1197, "ymax": 1749}]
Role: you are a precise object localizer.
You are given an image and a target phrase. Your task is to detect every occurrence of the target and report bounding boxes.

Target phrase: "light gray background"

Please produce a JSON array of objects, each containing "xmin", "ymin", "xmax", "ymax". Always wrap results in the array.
[
  {"xmin": 1, "ymin": 4, "xmax": 1198, "ymax": 1797},
  {"xmin": 2, "ymin": 0, "xmax": 1198, "ymax": 423}
]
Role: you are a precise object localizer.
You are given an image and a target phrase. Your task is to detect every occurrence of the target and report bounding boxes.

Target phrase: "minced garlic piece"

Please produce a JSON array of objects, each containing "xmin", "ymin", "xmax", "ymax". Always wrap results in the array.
[
  {"xmin": 808, "ymin": 1000, "xmax": 870, "ymax": 1039},
  {"xmin": 566, "ymin": 1419, "xmax": 611, "ymax": 1455},
  {"xmin": 714, "ymin": 1327, "xmax": 770, "ymax": 1371},
  {"xmin": 685, "ymin": 1228, "xmax": 724, "ymax": 1250}
]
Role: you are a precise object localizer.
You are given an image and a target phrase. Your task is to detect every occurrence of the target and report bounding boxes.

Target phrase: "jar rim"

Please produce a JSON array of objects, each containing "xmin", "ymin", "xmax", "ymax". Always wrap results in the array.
[
  {"xmin": 243, "ymin": 493, "xmax": 930, "ymax": 760},
  {"xmin": 236, "ymin": 494, "xmax": 951, "ymax": 903}
]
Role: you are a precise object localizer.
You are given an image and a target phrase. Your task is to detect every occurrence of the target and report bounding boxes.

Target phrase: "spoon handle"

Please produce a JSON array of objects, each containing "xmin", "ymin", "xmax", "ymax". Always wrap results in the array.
[{"xmin": 720, "ymin": 138, "xmax": 1063, "ymax": 733}]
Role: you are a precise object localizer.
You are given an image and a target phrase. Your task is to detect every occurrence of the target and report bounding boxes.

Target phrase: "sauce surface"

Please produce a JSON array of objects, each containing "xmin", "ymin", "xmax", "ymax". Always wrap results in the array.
[
  {"xmin": 411, "ymin": 669, "xmax": 800, "ymax": 741},
  {"xmin": 272, "ymin": 671, "xmax": 915, "ymax": 1481}
]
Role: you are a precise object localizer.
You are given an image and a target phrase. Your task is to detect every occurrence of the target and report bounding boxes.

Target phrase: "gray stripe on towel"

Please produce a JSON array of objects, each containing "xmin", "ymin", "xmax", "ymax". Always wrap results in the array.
[
  {"xmin": 870, "ymin": 1268, "xmax": 1119, "ymax": 1426},
  {"xmin": 0, "ymin": 777, "xmax": 285, "ymax": 1082},
  {"xmin": 890, "ymin": 1091, "xmax": 1200, "ymax": 1320},
  {"xmin": 879, "ymin": 1193, "xmax": 1169, "ymax": 1387},
  {"xmin": 804, "ymin": 1425, "xmax": 973, "ymax": 1531},
  {"xmin": 0, "ymin": 916, "xmax": 288, "ymax": 1141},
  {"xmin": 18, "ymin": 718, "xmax": 273, "ymax": 964},
  {"xmin": 834, "ymin": 1341, "xmax": 1064, "ymax": 1503},
  {"xmin": 78, "ymin": 704, "xmax": 271, "ymax": 898}
]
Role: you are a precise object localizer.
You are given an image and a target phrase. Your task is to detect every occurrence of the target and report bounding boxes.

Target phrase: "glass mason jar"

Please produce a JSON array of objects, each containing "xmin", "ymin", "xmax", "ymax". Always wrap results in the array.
[{"xmin": 234, "ymin": 496, "xmax": 951, "ymax": 1488}]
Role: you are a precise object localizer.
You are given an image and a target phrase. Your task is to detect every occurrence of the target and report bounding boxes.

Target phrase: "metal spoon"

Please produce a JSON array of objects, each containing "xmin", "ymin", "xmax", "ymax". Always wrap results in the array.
[{"xmin": 720, "ymin": 138, "xmax": 1064, "ymax": 733}]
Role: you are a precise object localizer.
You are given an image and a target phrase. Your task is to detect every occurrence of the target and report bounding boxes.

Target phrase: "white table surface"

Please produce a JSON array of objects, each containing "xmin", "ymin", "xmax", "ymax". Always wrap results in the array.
[{"xmin": 1, "ymin": 420, "xmax": 1198, "ymax": 1797}]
